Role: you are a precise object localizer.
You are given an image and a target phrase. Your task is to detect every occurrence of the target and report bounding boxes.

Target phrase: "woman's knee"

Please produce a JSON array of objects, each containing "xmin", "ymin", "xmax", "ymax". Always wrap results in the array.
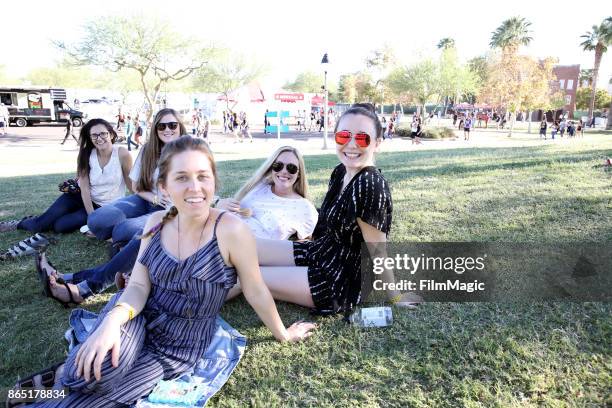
[{"xmin": 88, "ymin": 206, "xmax": 125, "ymax": 240}]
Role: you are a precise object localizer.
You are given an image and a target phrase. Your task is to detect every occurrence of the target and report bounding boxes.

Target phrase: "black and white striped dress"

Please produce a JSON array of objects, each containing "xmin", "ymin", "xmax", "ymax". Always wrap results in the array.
[
  {"xmin": 293, "ymin": 164, "xmax": 393, "ymax": 315},
  {"xmin": 33, "ymin": 213, "xmax": 237, "ymax": 408}
]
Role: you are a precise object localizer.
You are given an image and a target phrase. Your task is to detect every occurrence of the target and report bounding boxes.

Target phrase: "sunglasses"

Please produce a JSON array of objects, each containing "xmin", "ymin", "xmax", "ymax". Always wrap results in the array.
[
  {"xmin": 335, "ymin": 130, "xmax": 371, "ymax": 148},
  {"xmin": 156, "ymin": 122, "xmax": 179, "ymax": 131},
  {"xmin": 90, "ymin": 132, "xmax": 110, "ymax": 141},
  {"xmin": 271, "ymin": 161, "xmax": 299, "ymax": 175}
]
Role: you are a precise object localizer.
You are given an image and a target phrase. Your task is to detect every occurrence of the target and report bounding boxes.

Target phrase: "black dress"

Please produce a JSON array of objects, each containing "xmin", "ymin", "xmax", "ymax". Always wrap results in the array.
[{"xmin": 293, "ymin": 164, "xmax": 393, "ymax": 315}]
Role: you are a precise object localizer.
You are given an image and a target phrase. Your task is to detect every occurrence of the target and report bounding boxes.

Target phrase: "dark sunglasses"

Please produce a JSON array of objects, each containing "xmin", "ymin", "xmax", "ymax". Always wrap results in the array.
[
  {"xmin": 271, "ymin": 161, "xmax": 299, "ymax": 175},
  {"xmin": 335, "ymin": 130, "xmax": 371, "ymax": 148},
  {"xmin": 156, "ymin": 122, "xmax": 179, "ymax": 131}
]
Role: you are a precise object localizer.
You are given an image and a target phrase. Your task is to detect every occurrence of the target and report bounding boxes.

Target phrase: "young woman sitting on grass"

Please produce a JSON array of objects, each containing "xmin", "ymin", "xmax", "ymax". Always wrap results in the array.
[
  {"xmin": 0, "ymin": 119, "xmax": 132, "ymax": 260},
  {"xmin": 13, "ymin": 136, "xmax": 315, "ymax": 408},
  {"xmin": 228, "ymin": 103, "xmax": 421, "ymax": 316},
  {"xmin": 36, "ymin": 146, "xmax": 318, "ymax": 307},
  {"xmin": 86, "ymin": 108, "xmax": 186, "ymax": 247},
  {"xmin": 217, "ymin": 145, "xmax": 318, "ymax": 240}
]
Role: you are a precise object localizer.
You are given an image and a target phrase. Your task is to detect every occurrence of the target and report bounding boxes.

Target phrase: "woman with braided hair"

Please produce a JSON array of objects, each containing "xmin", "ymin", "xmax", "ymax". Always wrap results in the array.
[{"xmin": 15, "ymin": 136, "xmax": 315, "ymax": 408}]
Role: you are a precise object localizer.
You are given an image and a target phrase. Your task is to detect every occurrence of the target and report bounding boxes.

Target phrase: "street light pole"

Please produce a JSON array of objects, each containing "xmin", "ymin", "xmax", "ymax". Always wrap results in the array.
[{"xmin": 321, "ymin": 53, "xmax": 329, "ymax": 150}]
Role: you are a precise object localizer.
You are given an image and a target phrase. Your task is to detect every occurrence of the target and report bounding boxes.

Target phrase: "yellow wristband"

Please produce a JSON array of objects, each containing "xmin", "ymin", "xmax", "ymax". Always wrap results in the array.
[{"xmin": 114, "ymin": 302, "xmax": 135, "ymax": 320}]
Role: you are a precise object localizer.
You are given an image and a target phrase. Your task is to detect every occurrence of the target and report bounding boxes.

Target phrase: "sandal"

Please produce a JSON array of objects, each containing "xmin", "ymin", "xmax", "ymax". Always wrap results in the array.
[
  {"xmin": 38, "ymin": 255, "xmax": 81, "ymax": 308},
  {"xmin": 1, "ymin": 233, "xmax": 55, "ymax": 260},
  {"xmin": 5, "ymin": 363, "xmax": 64, "ymax": 407}
]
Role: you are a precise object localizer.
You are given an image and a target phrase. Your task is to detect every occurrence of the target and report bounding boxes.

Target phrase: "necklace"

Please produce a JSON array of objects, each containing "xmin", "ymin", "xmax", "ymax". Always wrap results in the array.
[{"xmin": 177, "ymin": 212, "xmax": 210, "ymax": 328}]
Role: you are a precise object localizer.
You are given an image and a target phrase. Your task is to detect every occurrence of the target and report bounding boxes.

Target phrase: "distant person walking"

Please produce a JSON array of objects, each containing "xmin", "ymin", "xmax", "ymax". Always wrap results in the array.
[
  {"xmin": 61, "ymin": 118, "xmax": 78, "ymax": 145},
  {"xmin": 0, "ymin": 103, "xmax": 8, "ymax": 136},
  {"xmin": 539, "ymin": 119, "xmax": 547, "ymax": 139},
  {"xmin": 463, "ymin": 114, "xmax": 473, "ymax": 141},
  {"xmin": 125, "ymin": 115, "xmax": 139, "ymax": 151}
]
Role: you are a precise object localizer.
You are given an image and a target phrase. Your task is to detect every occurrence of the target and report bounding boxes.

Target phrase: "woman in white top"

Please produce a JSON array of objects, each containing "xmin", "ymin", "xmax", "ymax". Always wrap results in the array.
[
  {"xmin": 0, "ymin": 119, "xmax": 132, "ymax": 237},
  {"xmin": 218, "ymin": 146, "xmax": 318, "ymax": 240}
]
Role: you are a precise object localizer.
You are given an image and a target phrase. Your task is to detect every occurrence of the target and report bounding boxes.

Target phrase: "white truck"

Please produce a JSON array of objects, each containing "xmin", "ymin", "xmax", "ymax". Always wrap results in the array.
[{"xmin": 0, "ymin": 86, "xmax": 84, "ymax": 127}]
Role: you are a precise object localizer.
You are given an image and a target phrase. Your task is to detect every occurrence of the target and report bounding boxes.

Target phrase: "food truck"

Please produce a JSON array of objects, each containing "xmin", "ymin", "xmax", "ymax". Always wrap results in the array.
[{"xmin": 0, "ymin": 86, "xmax": 84, "ymax": 127}]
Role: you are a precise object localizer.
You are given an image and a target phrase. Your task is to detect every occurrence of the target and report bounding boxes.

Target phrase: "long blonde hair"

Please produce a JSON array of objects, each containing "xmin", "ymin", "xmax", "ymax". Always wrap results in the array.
[{"xmin": 234, "ymin": 146, "xmax": 309, "ymax": 201}]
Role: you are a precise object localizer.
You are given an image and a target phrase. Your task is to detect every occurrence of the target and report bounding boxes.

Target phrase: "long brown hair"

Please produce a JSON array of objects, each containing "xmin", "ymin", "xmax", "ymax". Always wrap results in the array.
[
  {"xmin": 76, "ymin": 118, "xmax": 118, "ymax": 177},
  {"xmin": 141, "ymin": 136, "xmax": 218, "ymax": 239},
  {"xmin": 136, "ymin": 108, "xmax": 187, "ymax": 192}
]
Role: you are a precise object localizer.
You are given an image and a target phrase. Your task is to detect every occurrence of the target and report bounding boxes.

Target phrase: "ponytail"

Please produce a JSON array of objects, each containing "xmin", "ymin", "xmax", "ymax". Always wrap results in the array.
[{"xmin": 139, "ymin": 206, "xmax": 178, "ymax": 239}]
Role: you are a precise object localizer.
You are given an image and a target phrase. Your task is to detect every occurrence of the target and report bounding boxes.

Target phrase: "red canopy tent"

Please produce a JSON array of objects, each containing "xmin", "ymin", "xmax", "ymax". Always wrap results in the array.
[{"xmin": 311, "ymin": 95, "xmax": 335, "ymax": 106}]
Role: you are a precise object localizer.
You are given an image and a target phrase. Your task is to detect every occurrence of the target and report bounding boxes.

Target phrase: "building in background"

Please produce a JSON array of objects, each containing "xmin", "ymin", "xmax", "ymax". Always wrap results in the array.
[{"xmin": 553, "ymin": 64, "xmax": 580, "ymax": 117}]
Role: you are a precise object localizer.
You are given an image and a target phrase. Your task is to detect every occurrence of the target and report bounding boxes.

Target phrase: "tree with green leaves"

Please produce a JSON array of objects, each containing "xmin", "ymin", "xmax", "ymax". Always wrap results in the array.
[
  {"xmin": 437, "ymin": 38, "xmax": 455, "ymax": 50},
  {"xmin": 338, "ymin": 72, "xmax": 377, "ymax": 104},
  {"xmin": 490, "ymin": 16, "xmax": 533, "ymax": 59},
  {"xmin": 364, "ymin": 45, "xmax": 398, "ymax": 112},
  {"xmin": 580, "ymin": 17, "xmax": 612, "ymax": 123},
  {"xmin": 191, "ymin": 50, "xmax": 265, "ymax": 112},
  {"xmin": 283, "ymin": 71, "xmax": 324, "ymax": 93},
  {"xmin": 438, "ymin": 47, "xmax": 476, "ymax": 114},
  {"xmin": 387, "ymin": 60, "xmax": 439, "ymax": 116},
  {"xmin": 576, "ymin": 87, "xmax": 611, "ymax": 111},
  {"xmin": 55, "ymin": 15, "xmax": 212, "ymax": 121}
]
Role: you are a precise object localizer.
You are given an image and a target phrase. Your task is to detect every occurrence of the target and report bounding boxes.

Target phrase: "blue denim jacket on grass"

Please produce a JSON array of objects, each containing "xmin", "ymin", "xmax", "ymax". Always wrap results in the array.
[{"xmin": 66, "ymin": 309, "xmax": 246, "ymax": 407}]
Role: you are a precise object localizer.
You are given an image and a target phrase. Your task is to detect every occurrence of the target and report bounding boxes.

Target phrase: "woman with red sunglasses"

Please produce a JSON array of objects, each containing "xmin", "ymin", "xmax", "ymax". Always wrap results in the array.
[{"xmin": 228, "ymin": 103, "xmax": 419, "ymax": 316}]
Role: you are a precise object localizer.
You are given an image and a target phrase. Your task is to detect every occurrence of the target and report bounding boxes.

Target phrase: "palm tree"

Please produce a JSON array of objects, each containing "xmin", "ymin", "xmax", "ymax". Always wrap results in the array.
[
  {"xmin": 437, "ymin": 38, "xmax": 455, "ymax": 50},
  {"xmin": 580, "ymin": 17, "xmax": 612, "ymax": 124},
  {"xmin": 490, "ymin": 16, "xmax": 533, "ymax": 57},
  {"xmin": 489, "ymin": 17, "xmax": 533, "ymax": 137}
]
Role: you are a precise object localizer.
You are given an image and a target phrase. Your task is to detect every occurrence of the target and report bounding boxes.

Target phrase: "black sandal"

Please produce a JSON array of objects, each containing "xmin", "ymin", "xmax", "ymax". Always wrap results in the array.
[{"xmin": 38, "ymin": 256, "xmax": 81, "ymax": 308}]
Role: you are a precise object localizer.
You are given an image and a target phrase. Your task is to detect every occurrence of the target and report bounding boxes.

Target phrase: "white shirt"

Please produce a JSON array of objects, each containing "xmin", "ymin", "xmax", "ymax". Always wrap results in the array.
[
  {"xmin": 240, "ymin": 183, "xmax": 318, "ymax": 240},
  {"xmin": 89, "ymin": 146, "xmax": 127, "ymax": 206}
]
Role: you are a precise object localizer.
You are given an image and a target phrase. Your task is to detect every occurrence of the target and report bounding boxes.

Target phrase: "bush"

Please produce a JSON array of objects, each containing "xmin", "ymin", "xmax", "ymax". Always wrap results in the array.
[{"xmin": 396, "ymin": 126, "xmax": 456, "ymax": 139}]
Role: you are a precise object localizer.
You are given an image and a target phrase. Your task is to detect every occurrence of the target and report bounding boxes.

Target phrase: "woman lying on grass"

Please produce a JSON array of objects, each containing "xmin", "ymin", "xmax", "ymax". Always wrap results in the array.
[
  {"xmin": 228, "ymin": 103, "xmax": 421, "ymax": 316},
  {"xmin": 0, "ymin": 119, "xmax": 132, "ymax": 259},
  {"xmin": 12, "ymin": 136, "xmax": 314, "ymax": 408}
]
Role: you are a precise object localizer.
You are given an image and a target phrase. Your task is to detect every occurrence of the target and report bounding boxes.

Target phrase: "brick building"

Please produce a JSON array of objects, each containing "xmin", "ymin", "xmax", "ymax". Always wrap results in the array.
[{"xmin": 552, "ymin": 64, "xmax": 580, "ymax": 117}]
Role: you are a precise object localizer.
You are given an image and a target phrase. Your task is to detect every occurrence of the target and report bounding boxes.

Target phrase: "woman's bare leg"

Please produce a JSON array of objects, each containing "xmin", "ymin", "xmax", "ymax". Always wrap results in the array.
[
  {"xmin": 227, "ymin": 266, "xmax": 314, "ymax": 308},
  {"xmin": 255, "ymin": 238, "xmax": 296, "ymax": 266}
]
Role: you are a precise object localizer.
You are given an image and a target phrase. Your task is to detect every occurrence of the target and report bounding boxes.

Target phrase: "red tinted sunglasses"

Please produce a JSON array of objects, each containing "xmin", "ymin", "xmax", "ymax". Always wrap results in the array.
[{"xmin": 335, "ymin": 130, "xmax": 371, "ymax": 148}]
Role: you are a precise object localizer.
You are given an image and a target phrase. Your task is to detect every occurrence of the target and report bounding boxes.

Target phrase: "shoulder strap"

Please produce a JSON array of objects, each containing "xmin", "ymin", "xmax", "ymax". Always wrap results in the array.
[{"xmin": 213, "ymin": 211, "xmax": 226, "ymax": 236}]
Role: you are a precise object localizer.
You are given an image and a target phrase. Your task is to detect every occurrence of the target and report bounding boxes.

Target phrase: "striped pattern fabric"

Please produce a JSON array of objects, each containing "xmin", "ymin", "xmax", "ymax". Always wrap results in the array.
[
  {"xmin": 32, "ymin": 213, "xmax": 236, "ymax": 408},
  {"xmin": 294, "ymin": 165, "xmax": 392, "ymax": 316}
]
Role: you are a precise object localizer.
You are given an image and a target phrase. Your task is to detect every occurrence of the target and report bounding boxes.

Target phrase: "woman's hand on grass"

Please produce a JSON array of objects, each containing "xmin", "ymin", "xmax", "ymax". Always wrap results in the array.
[{"xmin": 284, "ymin": 321, "xmax": 317, "ymax": 342}]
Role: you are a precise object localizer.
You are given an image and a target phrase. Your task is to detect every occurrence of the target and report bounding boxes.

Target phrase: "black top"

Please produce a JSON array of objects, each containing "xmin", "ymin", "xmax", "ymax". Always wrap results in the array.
[{"xmin": 294, "ymin": 164, "xmax": 393, "ymax": 315}]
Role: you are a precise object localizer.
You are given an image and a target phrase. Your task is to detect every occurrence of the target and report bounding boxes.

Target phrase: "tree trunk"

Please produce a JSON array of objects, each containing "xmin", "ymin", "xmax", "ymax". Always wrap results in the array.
[
  {"xmin": 607, "ymin": 99, "xmax": 612, "ymax": 130},
  {"xmin": 527, "ymin": 110, "xmax": 532, "ymax": 133},
  {"xmin": 508, "ymin": 111, "xmax": 515, "ymax": 137},
  {"xmin": 588, "ymin": 46, "xmax": 602, "ymax": 123}
]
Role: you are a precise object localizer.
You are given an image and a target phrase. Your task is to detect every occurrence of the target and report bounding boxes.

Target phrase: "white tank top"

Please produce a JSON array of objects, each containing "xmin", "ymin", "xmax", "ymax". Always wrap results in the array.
[{"xmin": 89, "ymin": 146, "xmax": 126, "ymax": 206}]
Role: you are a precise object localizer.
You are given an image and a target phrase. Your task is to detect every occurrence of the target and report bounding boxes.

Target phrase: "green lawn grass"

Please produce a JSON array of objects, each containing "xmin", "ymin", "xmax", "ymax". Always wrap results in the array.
[{"xmin": 1, "ymin": 135, "xmax": 611, "ymax": 407}]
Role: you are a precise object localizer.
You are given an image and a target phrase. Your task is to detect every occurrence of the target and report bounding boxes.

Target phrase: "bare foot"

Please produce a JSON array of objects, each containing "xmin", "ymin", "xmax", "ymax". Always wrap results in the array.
[
  {"xmin": 49, "ymin": 275, "xmax": 84, "ymax": 303},
  {"xmin": 40, "ymin": 252, "xmax": 61, "ymax": 280}
]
